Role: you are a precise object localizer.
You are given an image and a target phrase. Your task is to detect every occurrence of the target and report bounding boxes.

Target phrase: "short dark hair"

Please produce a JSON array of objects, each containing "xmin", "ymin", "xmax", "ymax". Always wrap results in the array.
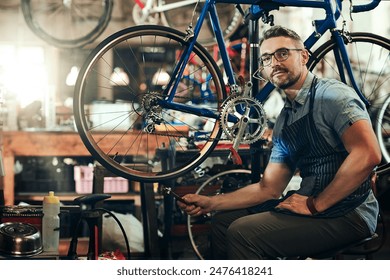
[{"xmin": 259, "ymin": 26, "xmax": 303, "ymax": 47}]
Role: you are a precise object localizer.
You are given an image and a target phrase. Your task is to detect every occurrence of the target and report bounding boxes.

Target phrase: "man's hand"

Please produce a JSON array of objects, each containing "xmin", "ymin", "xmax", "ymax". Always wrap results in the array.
[
  {"xmin": 177, "ymin": 193, "xmax": 212, "ymax": 216},
  {"xmin": 276, "ymin": 193, "xmax": 313, "ymax": 215}
]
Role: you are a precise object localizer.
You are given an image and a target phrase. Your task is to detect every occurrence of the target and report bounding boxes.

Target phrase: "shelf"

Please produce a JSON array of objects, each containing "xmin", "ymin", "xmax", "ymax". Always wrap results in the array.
[{"xmin": 15, "ymin": 193, "xmax": 142, "ymax": 205}]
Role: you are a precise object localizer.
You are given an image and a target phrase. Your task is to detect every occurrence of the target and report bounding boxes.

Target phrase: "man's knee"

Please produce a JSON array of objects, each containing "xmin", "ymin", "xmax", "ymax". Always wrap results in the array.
[
  {"xmin": 226, "ymin": 216, "xmax": 253, "ymax": 248},
  {"xmin": 226, "ymin": 217, "xmax": 263, "ymax": 259}
]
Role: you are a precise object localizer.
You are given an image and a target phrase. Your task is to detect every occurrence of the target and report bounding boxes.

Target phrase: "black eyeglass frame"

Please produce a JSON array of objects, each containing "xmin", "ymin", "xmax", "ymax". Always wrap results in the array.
[{"xmin": 259, "ymin": 48, "xmax": 303, "ymax": 67}]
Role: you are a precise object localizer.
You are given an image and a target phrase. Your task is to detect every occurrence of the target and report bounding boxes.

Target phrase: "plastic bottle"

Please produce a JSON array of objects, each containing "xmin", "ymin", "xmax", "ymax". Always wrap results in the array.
[{"xmin": 42, "ymin": 191, "xmax": 60, "ymax": 253}]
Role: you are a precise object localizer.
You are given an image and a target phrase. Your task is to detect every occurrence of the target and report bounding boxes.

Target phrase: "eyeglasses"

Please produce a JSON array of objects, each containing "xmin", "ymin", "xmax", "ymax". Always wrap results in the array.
[{"xmin": 259, "ymin": 48, "xmax": 303, "ymax": 67}]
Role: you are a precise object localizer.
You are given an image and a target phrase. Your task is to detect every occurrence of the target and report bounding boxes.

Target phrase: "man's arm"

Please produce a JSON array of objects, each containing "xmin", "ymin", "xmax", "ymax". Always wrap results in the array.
[
  {"xmin": 179, "ymin": 162, "xmax": 293, "ymax": 215},
  {"xmin": 313, "ymin": 119, "xmax": 381, "ymax": 212}
]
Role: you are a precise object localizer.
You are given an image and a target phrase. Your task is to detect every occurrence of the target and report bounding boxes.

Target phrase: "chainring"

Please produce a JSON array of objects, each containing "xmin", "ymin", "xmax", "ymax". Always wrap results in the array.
[{"xmin": 220, "ymin": 96, "xmax": 267, "ymax": 144}]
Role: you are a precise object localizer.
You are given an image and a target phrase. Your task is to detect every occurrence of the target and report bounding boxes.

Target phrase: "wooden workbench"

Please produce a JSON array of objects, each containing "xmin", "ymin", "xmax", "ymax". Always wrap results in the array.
[{"xmin": 0, "ymin": 131, "xmax": 157, "ymax": 205}]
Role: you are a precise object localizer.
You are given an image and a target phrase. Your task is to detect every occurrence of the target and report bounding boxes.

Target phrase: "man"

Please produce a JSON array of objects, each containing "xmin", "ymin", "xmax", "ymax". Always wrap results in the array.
[{"xmin": 177, "ymin": 26, "xmax": 382, "ymax": 259}]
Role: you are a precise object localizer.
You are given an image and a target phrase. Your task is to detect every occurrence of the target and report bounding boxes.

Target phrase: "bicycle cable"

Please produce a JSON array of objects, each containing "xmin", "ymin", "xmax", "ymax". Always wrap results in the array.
[
  {"xmin": 190, "ymin": 0, "xmax": 202, "ymax": 30},
  {"xmin": 96, "ymin": 208, "xmax": 132, "ymax": 260}
]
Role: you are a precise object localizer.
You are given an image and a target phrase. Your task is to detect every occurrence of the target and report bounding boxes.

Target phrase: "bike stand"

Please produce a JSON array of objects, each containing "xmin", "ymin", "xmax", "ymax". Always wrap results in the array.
[{"xmin": 91, "ymin": 163, "xmax": 161, "ymax": 259}]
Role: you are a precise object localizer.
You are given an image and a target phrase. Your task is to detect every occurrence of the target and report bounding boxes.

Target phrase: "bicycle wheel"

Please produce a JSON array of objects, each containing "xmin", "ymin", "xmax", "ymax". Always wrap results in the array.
[
  {"xmin": 160, "ymin": 1, "xmax": 243, "ymax": 47},
  {"xmin": 187, "ymin": 169, "xmax": 251, "ymax": 259},
  {"xmin": 377, "ymin": 162, "xmax": 390, "ymax": 177},
  {"xmin": 376, "ymin": 96, "xmax": 390, "ymax": 163},
  {"xmin": 74, "ymin": 25, "xmax": 226, "ymax": 182},
  {"xmin": 308, "ymin": 32, "xmax": 389, "ymax": 158},
  {"xmin": 21, "ymin": 0, "xmax": 113, "ymax": 48}
]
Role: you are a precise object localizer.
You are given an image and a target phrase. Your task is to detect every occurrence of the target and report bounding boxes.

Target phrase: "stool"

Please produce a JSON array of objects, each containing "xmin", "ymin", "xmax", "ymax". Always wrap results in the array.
[
  {"xmin": 306, "ymin": 210, "xmax": 386, "ymax": 260},
  {"xmin": 306, "ymin": 170, "xmax": 387, "ymax": 260},
  {"xmin": 308, "ymin": 233, "xmax": 379, "ymax": 260}
]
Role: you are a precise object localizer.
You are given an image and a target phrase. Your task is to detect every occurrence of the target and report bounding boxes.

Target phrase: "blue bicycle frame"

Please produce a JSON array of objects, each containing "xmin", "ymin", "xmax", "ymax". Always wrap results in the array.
[{"xmin": 164, "ymin": 0, "xmax": 381, "ymax": 120}]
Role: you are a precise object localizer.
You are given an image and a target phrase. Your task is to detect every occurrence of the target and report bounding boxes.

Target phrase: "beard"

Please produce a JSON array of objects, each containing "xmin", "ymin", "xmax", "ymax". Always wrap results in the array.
[{"xmin": 270, "ymin": 66, "xmax": 300, "ymax": 89}]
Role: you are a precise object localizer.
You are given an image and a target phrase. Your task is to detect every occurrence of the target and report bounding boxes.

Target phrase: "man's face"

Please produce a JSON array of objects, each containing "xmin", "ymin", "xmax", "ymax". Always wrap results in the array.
[{"xmin": 259, "ymin": 36, "xmax": 307, "ymax": 89}]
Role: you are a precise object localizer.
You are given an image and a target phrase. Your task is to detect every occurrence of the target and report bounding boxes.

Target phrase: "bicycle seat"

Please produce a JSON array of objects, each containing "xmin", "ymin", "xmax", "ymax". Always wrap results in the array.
[{"xmin": 74, "ymin": 194, "xmax": 111, "ymax": 208}]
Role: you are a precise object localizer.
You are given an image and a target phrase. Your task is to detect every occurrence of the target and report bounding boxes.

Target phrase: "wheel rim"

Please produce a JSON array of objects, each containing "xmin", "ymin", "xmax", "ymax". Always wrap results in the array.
[
  {"xmin": 376, "ymin": 96, "xmax": 390, "ymax": 163},
  {"xmin": 187, "ymin": 169, "xmax": 252, "ymax": 259},
  {"xmin": 21, "ymin": 0, "xmax": 112, "ymax": 48}
]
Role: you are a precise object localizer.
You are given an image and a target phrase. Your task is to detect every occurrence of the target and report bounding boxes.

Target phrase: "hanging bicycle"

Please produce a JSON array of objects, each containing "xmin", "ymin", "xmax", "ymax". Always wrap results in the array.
[{"xmin": 20, "ymin": 0, "xmax": 243, "ymax": 48}]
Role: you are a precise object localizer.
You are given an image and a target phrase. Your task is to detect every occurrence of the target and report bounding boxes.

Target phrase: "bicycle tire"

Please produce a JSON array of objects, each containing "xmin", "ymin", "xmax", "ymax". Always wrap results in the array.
[
  {"xmin": 376, "ymin": 95, "xmax": 390, "ymax": 163},
  {"xmin": 160, "ymin": 1, "xmax": 244, "ymax": 47},
  {"xmin": 74, "ymin": 25, "xmax": 226, "ymax": 182},
  {"xmin": 186, "ymin": 169, "xmax": 252, "ymax": 259},
  {"xmin": 376, "ymin": 162, "xmax": 390, "ymax": 177},
  {"xmin": 308, "ymin": 32, "xmax": 389, "ymax": 159},
  {"xmin": 21, "ymin": 0, "xmax": 113, "ymax": 49}
]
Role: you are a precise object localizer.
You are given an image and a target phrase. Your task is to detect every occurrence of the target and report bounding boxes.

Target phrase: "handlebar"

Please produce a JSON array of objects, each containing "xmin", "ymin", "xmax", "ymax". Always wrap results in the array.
[
  {"xmin": 350, "ymin": 0, "xmax": 381, "ymax": 13},
  {"xmin": 242, "ymin": 0, "xmax": 381, "ymax": 25},
  {"xmin": 247, "ymin": 0, "xmax": 381, "ymax": 12}
]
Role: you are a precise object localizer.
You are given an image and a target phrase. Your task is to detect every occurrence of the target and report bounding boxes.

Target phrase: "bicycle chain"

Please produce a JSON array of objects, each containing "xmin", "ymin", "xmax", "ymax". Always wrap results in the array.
[{"xmin": 138, "ymin": 87, "xmax": 268, "ymax": 144}]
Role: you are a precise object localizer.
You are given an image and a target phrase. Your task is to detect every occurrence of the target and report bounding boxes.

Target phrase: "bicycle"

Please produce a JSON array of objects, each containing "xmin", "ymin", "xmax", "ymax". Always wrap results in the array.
[
  {"xmin": 20, "ymin": 0, "xmax": 243, "ymax": 48},
  {"xmin": 132, "ymin": 0, "xmax": 245, "ymax": 46},
  {"xmin": 73, "ymin": 0, "xmax": 389, "ymax": 183}
]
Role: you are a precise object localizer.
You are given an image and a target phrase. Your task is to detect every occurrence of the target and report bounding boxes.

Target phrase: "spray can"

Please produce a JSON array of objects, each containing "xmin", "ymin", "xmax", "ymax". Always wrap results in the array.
[{"xmin": 42, "ymin": 191, "xmax": 60, "ymax": 253}]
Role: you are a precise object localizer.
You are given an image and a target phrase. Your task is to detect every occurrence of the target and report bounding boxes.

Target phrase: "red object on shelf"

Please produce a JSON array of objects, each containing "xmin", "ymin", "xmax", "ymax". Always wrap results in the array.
[
  {"xmin": 99, "ymin": 249, "xmax": 126, "ymax": 260},
  {"xmin": 195, "ymin": 142, "xmax": 250, "ymax": 150}
]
